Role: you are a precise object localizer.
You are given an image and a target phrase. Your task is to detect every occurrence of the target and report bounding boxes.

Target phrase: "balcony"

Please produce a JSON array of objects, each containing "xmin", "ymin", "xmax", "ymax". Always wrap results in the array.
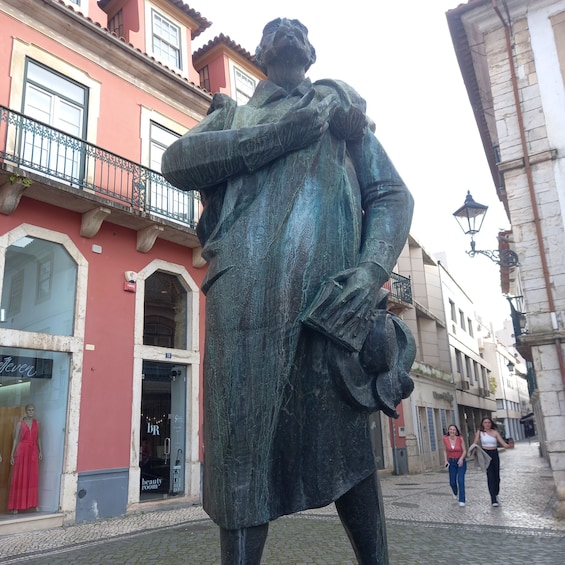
[
  {"xmin": 0, "ymin": 105, "xmax": 201, "ymax": 250},
  {"xmin": 383, "ymin": 272, "xmax": 412, "ymax": 314}
]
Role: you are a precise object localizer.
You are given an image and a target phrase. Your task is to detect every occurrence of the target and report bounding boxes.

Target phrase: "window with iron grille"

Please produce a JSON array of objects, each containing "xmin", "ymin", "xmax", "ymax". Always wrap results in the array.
[
  {"xmin": 21, "ymin": 59, "xmax": 87, "ymax": 182},
  {"xmin": 152, "ymin": 10, "xmax": 182, "ymax": 70},
  {"xmin": 148, "ymin": 121, "xmax": 198, "ymax": 225},
  {"xmin": 149, "ymin": 121, "xmax": 179, "ymax": 214}
]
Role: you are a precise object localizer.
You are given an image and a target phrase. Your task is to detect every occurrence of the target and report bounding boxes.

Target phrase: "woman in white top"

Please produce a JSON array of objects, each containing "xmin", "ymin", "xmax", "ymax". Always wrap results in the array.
[{"xmin": 473, "ymin": 417, "xmax": 514, "ymax": 507}]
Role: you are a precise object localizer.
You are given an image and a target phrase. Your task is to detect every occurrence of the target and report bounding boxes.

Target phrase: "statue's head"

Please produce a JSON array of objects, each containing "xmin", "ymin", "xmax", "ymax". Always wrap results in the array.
[{"xmin": 255, "ymin": 18, "xmax": 317, "ymax": 75}]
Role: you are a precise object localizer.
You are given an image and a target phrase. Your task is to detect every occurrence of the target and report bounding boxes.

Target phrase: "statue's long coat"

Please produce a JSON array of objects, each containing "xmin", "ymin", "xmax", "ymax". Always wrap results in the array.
[{"xmin": 162, "ymin": 78, "xmax": 413, "ymax": 529}]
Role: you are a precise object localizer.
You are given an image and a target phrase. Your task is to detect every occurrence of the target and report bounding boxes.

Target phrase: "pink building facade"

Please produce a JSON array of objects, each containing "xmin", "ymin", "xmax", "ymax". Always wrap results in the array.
[{"xmin": 0, "ymin": 0, "xmax": 264, "ymax": 531}]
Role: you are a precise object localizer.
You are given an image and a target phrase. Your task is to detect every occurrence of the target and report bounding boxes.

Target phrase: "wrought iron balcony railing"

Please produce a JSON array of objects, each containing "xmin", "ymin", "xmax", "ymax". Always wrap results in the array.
[
  {"xmin": 0, "ymin": 104, "xmax": 200, "ymax": 228},
  {"xmin": 383, "ymin": 272, "xmax": 412, "ymax": 305}
]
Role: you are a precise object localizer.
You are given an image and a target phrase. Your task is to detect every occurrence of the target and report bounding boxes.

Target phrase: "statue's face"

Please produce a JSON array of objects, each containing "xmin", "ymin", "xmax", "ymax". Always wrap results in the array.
[{"xmin": 256, "ymin": 18, "xmax": 316, "ymax": 73}]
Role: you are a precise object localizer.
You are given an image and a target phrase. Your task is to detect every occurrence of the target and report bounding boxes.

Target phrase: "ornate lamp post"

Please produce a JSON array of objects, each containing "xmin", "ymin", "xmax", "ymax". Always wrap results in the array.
[{"xmin": 453, "ymin": 191, "xmax": 519, "ymax": 268}]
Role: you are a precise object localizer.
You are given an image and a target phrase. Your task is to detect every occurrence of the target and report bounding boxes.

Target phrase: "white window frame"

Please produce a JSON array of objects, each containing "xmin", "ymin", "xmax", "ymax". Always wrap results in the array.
[
  {"xmin": 144, "ymin": 2, "xmax": 189, "ymax": 76},
  {"xmin": 8, "ymin": 39, "xmax": 101, "ymax": 181},
  {"xmin": 21, "ymin": 59, "xmax": 88, "ymax": 184},
  {"xmin": 228, "ymin": 61, "xmax": 258, "ymax": 105},
  {"xmin": 0, "ymin": 223, "xmax": 89, "ymax": 521},
  {"xmin": 140, "ymin": 108, "xmax": 200, "ymax": 226}
]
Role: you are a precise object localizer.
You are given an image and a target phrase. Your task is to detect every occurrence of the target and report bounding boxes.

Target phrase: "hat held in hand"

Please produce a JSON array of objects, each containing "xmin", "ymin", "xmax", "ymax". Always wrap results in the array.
[{"xmin": 329, "ymin": 306, "xmax": 415, "ymax": 417}]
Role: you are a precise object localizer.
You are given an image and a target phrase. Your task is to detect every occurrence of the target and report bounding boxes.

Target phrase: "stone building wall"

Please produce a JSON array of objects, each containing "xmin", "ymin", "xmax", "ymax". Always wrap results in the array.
[{"xmin": 480, "ymin": 2, "xmax": 565, "ymax": 516}]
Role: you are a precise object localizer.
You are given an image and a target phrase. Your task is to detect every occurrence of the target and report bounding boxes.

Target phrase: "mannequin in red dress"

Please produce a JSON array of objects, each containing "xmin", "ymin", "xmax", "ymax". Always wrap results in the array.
[{"xmin": 8, "ymin": 404, "xmax": 42, "ymax": 514}]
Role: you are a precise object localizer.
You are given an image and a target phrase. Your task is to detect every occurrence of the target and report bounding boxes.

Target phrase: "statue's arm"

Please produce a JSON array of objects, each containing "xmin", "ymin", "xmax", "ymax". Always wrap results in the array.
[
  {"xmin": 161, "ymin": 126, "xmax": 276, "ymax": 191},
  {"xmin": 162, "ymin": 90, "xmax": 337, "ymax": 192},
  {"xmin": 301, "ymin": 128, "xmax": 413, "ymax": 349},
  {"xmin": 352, "ymin": 131, "xmax": 414, "ymax": 278}
]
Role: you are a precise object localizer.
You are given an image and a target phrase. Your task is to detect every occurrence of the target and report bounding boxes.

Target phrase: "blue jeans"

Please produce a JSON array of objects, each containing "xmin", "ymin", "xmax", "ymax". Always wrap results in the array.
[{"xmin": 448, "ymin": 458, "xmax": 466, "ymax": 503}]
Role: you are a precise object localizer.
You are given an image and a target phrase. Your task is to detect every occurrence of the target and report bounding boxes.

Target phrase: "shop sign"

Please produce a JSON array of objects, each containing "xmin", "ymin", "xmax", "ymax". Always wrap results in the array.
[
  {"xmin": 0, "ymin": 355, "xmax": 53, "ymax": 379},
  {"xmin": 141, "ymin": 477, "xmax": 163, "ymax": 491},
  {"xmin": 433, "ymin": 391, "xmax": 454, "ymax": 404}
]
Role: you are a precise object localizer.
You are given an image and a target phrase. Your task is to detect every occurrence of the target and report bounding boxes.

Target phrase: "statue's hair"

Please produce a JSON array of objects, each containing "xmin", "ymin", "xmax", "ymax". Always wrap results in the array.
[{"xmin": 255, "ymin": 18, "xmax": 317, "ymax": 75}]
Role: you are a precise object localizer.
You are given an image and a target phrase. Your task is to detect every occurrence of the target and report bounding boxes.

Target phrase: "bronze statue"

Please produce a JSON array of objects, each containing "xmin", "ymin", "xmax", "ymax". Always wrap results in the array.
[{"xmin": 163, "ymin": 18, "xmax": 415, "ymax": 564}]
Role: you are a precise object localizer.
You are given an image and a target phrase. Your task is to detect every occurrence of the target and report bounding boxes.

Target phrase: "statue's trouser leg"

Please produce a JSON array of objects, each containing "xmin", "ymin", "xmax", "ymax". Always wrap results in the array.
[
  {"xmin": 335, "ymin": 472, "xmax": 389, "ymax": 565},
  {"xmin": 220, "ymin": 523, "xmax": 269, "ymax": 565}
]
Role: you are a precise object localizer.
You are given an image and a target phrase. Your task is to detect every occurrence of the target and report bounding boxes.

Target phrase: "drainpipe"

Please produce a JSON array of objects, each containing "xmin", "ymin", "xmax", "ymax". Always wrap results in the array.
[{"xmin": 492, "ymin": 0, "xmax": 565, "ymax": 388}]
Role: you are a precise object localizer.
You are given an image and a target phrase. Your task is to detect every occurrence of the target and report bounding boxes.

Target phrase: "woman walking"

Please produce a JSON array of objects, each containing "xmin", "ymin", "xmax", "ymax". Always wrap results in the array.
[
  {"xmin": 443, "ymin": 424, "xmax": 467, "ymax": 506},
  {"xmin": 473, "ymin": 417, "xmax": 514, "ymax": 506}
]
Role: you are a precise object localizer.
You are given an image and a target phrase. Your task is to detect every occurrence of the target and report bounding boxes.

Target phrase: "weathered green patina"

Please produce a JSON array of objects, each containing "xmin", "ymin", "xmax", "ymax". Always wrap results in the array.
[{"xmin": 162, "ymin": 18, "xmax": 414, "ymax": 564}]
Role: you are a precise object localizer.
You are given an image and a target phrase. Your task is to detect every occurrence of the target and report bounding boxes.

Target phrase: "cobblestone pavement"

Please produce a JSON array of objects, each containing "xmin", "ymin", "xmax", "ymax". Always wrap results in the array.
[{"xmin": 0, "ymin": 441, "xmax": 563, "ymax": 564}]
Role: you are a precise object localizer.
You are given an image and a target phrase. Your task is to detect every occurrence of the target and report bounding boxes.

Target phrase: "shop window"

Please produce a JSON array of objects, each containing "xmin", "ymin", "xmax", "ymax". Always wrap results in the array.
[
  {"xmin": 6, "ymin": 270, "xmax": 24, "ymax": 316},
  {"xmin": 0, "ymin": 348, "xmax": 71, "ymax": 513},
  {"xmin": 143, "ymin": 271, "xmax": 187, "ymax": 349},
  {"xmin": 140, "ymin": 361, "xmax": 186, "ymax": 500},
  {"xmin": 1, "ymin": 237, "xmax": 77, "ymax": 336}
]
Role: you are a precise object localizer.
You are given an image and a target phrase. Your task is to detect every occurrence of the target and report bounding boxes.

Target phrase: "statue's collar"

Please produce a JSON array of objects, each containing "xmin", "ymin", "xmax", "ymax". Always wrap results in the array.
[{"xmin": 248, "ymin": 78, "xmax": 313, "ymax": 106}]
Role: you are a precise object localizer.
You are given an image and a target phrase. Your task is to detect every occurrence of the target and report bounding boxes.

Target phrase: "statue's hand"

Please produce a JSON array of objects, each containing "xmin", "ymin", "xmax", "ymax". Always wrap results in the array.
[
  {"xmin": 329, "ymin": 105, "xmax": 367, "ymax": 140},
  {"xmin": 318, "ymin": 263, "xmax": 388, "ymax": 340},
  {"xmin": 276, "ymin": 89, "xmax": 338, "ymax": 152}
]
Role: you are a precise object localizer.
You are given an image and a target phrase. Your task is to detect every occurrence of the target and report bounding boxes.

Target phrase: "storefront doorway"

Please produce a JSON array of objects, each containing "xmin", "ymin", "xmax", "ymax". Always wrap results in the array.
[{"xmin": 139, "ymin": 361, "xmax": 186, "ymax": 501}]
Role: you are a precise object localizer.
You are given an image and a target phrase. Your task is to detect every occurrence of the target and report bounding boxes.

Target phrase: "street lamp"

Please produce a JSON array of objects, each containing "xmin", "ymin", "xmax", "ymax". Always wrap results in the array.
[{"xmin": 453, "ymin": 191, "xmax": 519, "ymax": 267}]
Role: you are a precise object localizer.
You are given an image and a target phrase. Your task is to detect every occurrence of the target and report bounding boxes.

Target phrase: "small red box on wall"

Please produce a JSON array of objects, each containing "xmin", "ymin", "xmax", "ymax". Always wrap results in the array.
[{"xmin": 123, "ymin": 281, "xmax": 137, "ymax": 292}]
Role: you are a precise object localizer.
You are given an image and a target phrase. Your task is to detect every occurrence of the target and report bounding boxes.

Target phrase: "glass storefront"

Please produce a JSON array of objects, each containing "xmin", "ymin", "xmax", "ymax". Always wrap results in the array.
[
  {"xmin": 140, "ymin": 270, "xmax": 189, "ymax": 501},
  {"xmin": 0, "ymin": 235, "xmax": 77, "ymax": 515},
  {"xmin": 140, "ymin": 361, "xmax": 186, "ymax": 500},
  {"xmin": 0, "ymin": 348, "xmax": 70, "ymax": 514},
  {"xmin": 1, "ymin": 236, "xmax": 77, "ymax": 335}
]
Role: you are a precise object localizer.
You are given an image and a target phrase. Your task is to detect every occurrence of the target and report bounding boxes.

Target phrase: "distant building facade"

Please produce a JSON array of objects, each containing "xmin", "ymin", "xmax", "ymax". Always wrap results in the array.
[{"xmin": 438, "ymin": 262, "xmax": 497, "ymax": 447}]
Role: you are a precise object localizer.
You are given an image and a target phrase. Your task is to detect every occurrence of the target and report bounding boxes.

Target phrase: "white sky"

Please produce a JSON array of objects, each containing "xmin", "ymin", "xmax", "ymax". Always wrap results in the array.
[{"xmin": 189, "ymin": 0, "xmax": 512, "ymax": 328}]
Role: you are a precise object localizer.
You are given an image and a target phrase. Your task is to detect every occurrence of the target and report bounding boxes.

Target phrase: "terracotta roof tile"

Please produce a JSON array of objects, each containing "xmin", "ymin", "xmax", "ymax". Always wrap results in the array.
[
  {"xmin": 54, "ymin": 0, "xmax": 210, "ymax": 96},
  {"xmin": 193, "ymin": 34, "xmax": 257, "ymax": 66},
  {"xmin": 97, "ymin": 0, "xmax": 211, "ymax": 38}
]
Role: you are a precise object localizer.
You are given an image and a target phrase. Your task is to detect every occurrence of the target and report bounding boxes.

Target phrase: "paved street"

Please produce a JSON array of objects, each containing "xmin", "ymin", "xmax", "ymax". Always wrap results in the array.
[{"xmin": 0, "ymin": 440, "xmax": 563, "ymax": 564}]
